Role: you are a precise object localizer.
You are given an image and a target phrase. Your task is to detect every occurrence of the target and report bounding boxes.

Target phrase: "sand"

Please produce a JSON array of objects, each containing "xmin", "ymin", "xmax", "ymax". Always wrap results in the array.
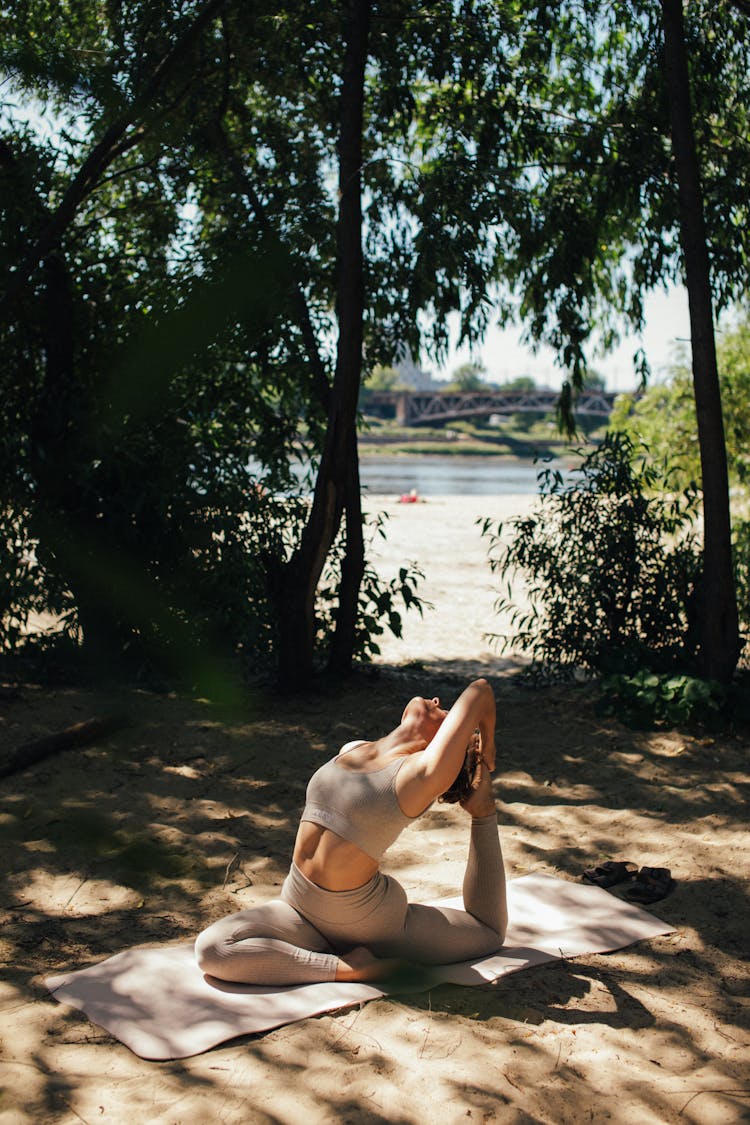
[
  {"xmin": 364, "ymin": 492, "xmax": 534, "ymax": 674},
  {"xmin": 0, "ymin": 495, "xmax": 748, "ymax": 1125}
]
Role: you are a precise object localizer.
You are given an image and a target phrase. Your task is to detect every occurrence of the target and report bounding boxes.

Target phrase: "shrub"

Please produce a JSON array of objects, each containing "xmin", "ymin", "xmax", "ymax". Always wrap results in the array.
[
  {"xmin": 598, "ymin": 669, "xmax": 727, "ymax": 728},
  {"xmin": 479, "ymin": 432, "xmax": 702, "ymax": 678},
  {"xmin": 733, "ymin": 518, "xmax": 750, "ymax": 667}
]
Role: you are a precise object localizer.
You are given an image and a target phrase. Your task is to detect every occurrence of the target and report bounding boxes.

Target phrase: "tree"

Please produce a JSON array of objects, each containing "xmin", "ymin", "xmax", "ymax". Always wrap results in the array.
[
  {"xmin": 365, "ymin": 365, "xmax": 403, "ymax": 391},
  {"xmin": 443, "ymin": 361, "xmax": 488, "ymax": 393},
  {"xmin": 660, "ymin": 0, "xmax": 739, "ymax": 680},
  {"xmin": 500, "ymin": 376, "xmax": 537, "ymax": 392},
  {"xmin": 0, "ymin": 2, "xmax": 330, "ymax": 681},
  {"xmin": 8, "ymin": 1, "xmax": 745, "ymax": 688},
  {"xmin": 610, "ymin": 372, "xmax": 700, "ymax": 488},
  {"xmin": 583, "ymin": 369, "xmax": 606, "ymax": 391},
  {"xmin": 274, "ymin": 0, "xmax": 370, "ymax": 687},
  {"xmin": 718, "ymin": 309, "xmax": 750, "ymax": 487},
  {"xmin": 488, "ymin": 1, "xmax": 750, "ymax": 681}
]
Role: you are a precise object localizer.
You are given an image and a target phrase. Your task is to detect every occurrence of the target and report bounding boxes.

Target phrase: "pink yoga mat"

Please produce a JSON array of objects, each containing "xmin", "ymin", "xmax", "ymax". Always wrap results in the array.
[{"xmin": 45, "ymin": 873, "xmax": 673, "ymax": 1060}]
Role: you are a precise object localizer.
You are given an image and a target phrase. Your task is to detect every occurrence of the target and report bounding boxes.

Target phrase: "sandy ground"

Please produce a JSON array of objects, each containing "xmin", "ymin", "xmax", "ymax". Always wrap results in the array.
[
  {"xmin": 364, "ymin": 493, "xmax": 534, "ymax": 674},
  {"xmin": 1, "ymin": 495, "xmax": 749, "ymax": 1125}
]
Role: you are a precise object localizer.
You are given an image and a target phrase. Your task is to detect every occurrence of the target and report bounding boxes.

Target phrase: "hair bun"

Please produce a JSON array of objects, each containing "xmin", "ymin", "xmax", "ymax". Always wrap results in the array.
[{"xmin": 438, "ymin": 731, "xmax": 482, "ymax": 804}]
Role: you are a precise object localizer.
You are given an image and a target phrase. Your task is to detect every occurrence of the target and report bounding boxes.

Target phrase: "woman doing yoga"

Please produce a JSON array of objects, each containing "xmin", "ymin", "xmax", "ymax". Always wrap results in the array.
[{"xmin": 194, "ymin": 678, "xmax": 507, "ymax": 984}]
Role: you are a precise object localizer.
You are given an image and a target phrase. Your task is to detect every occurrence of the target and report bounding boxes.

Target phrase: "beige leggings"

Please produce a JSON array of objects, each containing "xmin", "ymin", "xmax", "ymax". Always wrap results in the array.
[{"xmin": 194, "ymin": 815, "xmax": 507, "ymax": 985}]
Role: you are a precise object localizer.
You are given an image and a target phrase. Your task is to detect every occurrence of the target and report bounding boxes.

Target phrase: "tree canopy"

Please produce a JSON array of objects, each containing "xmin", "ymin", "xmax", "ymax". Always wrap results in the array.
[
  {"xmin": 493, "ymin": 1, "xmax": 750, "ymax": 379},
  {"xmin": 2, "ymin": 0, "xmax": 749, "ymax": 687},
  {"xmin": 443, "ymin": 362, "xmax": 489, "ymax": 393}
]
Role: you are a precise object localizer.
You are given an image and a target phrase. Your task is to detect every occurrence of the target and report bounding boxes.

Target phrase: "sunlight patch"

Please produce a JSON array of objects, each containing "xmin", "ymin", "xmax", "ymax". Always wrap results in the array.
[{"xmin": 19, "ymin": 870, "xmax": 142, "ymax": 915}]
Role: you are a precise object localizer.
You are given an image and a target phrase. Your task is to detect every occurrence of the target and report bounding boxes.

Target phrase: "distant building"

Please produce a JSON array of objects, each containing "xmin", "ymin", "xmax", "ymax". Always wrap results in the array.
[{"xmin": 394, "ymin": 347, "xmax": 436, "ymax": 390}]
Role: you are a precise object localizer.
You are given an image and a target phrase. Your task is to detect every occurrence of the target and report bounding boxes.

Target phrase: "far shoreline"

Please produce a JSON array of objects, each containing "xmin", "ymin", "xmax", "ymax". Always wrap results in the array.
[{"xmin": 357, "ymin": 441, "xmax": 576, "ymax": 462}]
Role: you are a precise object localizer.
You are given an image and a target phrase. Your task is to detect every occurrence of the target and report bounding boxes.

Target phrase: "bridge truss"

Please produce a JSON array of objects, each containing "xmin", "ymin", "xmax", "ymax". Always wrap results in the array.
[{"xmin": 365, "ymin": 389, "xmax": 626, "ymax": 426}]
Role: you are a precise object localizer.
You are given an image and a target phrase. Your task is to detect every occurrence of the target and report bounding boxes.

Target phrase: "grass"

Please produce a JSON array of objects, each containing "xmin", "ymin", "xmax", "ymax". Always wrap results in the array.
[{"xmin": 358, "ymin": 418, "xmax": 606, "ymax": 458}]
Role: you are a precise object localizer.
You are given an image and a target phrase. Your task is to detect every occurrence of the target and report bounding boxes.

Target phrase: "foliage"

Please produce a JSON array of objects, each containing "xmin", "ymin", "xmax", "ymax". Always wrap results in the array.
[
  {"xmin": 317, "ymin": 512, "xmax": 428, "ymax": 663},
  {"xmin": 365, "ymin": 365, "xmax": 406, "ymax": 392},
  {"xmin": 499, "ymin": 376, "xmax": 537, "ymax": 392},
  {"xmin": 610, "ymin": 306, "xmax": 750, "ymax": 489},
  {"xmin": 598, "ymin": 669, "xmax": 727, "ymax": 728},
  {"xmin": 1, "ymin": 0, "xmax": 573, "ymax": 685},
  {"xmin": 733, "ymin": 518, "xmax": 750, "ymax": 665},
  {"xmin": 442, "ymin": 362, "xmax": 488, "ymax": 393},
  {"xmin": 0, "ymin": 0, "xmax": 458, "ymax": 682},
  {"xmin": 0, "ymin": 201, "xmax": 315, "ymax": 679},
  {"xmin": 479, "ymin": 432, "xmax": 702, "ymax": 677},
  {"xmin": 495, "ymin": 1, "xmax": 750, "ymax": 392},
  {"xmin": 3, "ymin": 1, "xmax": 750, "ymax": 686},
  {"xmin": 609, "ymin": 368, "xmax": 699, "ymax": 489}
]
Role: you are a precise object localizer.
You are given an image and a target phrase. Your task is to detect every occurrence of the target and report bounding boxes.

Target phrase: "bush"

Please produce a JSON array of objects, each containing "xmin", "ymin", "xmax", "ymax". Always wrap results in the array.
[
  {"xmin": 598, "ymin": 669, "xmax": 727, "ymax": 728},
  {"xmin": 733, "ymin": 518, "xmax": 750, "ymax": 666},
  {"xmin": 479, "ymin": 432, "xmax": 702, "ymax": 678},
  {"xmin": 2, "ymin": 468, "xmax": 428, "ymax": 687}
]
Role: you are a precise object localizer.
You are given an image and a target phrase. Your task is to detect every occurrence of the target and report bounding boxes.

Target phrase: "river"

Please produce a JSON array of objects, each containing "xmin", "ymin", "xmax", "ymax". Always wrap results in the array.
[
  {"xmin": 358, "ymin": 453, "xmax": 563, "ymax": 497},
  {"xmin": 261, "ymin": 453, "xmax": 569, "ymax": 497}
]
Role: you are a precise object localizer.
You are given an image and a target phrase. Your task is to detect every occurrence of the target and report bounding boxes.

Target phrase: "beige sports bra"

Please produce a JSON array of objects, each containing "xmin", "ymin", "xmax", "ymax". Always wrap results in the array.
[{"xmin": 300, "ymin": 741, "xmax": 419, "ymax": 862}]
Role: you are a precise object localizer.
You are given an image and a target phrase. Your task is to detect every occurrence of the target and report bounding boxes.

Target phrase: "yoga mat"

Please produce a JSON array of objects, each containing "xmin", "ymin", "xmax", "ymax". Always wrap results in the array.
[{"xmin": 45, "ymin": 873, "xmax": 673, "ymax": 1060}]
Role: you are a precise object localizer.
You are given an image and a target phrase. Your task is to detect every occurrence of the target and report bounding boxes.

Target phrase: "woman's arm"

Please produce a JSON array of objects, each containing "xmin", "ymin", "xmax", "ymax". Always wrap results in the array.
[{"xmin": 398, "ymin": 679, "xmax": 496, "ymax": 813}]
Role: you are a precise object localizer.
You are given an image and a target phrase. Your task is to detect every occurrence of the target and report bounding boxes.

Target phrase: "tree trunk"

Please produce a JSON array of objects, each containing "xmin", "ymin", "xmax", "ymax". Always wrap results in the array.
[
  {"xmin": 328, "ymin": 427, "xmax": 366, "ymax": 675},
  {"xmin": 661, "ymin": 0, "xmax": 740, "ymax": 682},
  {"xmin": 276, "ymin": 0, "xmax": 370, "ymax": 690}
]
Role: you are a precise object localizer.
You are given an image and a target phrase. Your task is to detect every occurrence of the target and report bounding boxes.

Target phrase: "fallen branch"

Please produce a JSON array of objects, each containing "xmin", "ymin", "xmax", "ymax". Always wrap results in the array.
[{"xmin": 0, "ymin": 714, "xmax": 128, "ymax": 779}]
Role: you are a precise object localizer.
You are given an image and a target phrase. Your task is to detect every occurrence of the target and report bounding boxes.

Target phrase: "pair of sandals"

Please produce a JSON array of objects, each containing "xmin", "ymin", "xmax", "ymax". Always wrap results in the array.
[{"xmin": 582, "ymin": 860, "xmax": 674, "ymax": 904}]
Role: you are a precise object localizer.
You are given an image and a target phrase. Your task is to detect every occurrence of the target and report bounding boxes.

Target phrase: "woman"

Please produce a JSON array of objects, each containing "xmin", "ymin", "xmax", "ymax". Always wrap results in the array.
[{"xmin": 195, "ymin": 678, "xmax": 507, "ymax": 984}]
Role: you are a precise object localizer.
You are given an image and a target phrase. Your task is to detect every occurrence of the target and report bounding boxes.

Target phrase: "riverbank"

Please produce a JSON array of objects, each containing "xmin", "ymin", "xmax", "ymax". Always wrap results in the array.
[
  {"xmin": 365, "ymin": 492, "xmax": 535, "ymax": 673},
  {"xmin": 359, "ymin": 435, "xmax": 566, "ymax": 459},
  {"xmin": 358, "ymin": 425, "xmax": 577, "ymax": 460}
]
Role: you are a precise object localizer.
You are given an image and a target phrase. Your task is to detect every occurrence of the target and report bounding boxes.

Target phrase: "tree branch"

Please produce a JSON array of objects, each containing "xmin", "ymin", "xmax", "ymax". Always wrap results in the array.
[
  {"xmin": 0, "ymin": 0, "xmax": 226, "ymax": 318},
  {"xmin": 0, "ymin": 715, "xmax": 128, "ymax": 780}
]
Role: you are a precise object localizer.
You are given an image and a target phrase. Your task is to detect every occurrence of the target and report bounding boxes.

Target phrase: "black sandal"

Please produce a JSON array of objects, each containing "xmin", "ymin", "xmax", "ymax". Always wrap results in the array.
[
  {"xmin": 582, "ymin": 860, "xmax": 638, "ymax": 888},
  {"xmin": 624, "ymin": 866, "xmax": 674, "ymax": 904}
]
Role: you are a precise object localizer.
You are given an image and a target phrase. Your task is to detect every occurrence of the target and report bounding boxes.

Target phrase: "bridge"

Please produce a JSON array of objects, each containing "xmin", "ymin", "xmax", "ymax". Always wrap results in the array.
[{"xmin": 364, "ymin": 389, "xmax": 626, "ymax": 426}]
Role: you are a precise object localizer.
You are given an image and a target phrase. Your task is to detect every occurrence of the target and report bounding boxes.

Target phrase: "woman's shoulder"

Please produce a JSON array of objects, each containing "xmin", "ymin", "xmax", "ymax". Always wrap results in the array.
[{"xmin": 338, "ymin": 739, "xmax": 369, "ymax": 756}]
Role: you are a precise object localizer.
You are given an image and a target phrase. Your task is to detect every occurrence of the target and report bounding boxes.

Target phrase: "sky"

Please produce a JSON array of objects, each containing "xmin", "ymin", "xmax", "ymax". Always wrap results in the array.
[{"xmin": 435, "ymin": 284, "xmax": 693, "ymax": 393}]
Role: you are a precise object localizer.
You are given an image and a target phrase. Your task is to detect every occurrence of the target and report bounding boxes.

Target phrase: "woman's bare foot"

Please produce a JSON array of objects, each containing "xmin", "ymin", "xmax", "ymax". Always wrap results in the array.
[
  {"xmin": 334, "ymin": 946, "xmax": 408, "ymax": 983},
  {"xmin": 460, "ymin": 759, "xmax": 496, "ymax": 818}
]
